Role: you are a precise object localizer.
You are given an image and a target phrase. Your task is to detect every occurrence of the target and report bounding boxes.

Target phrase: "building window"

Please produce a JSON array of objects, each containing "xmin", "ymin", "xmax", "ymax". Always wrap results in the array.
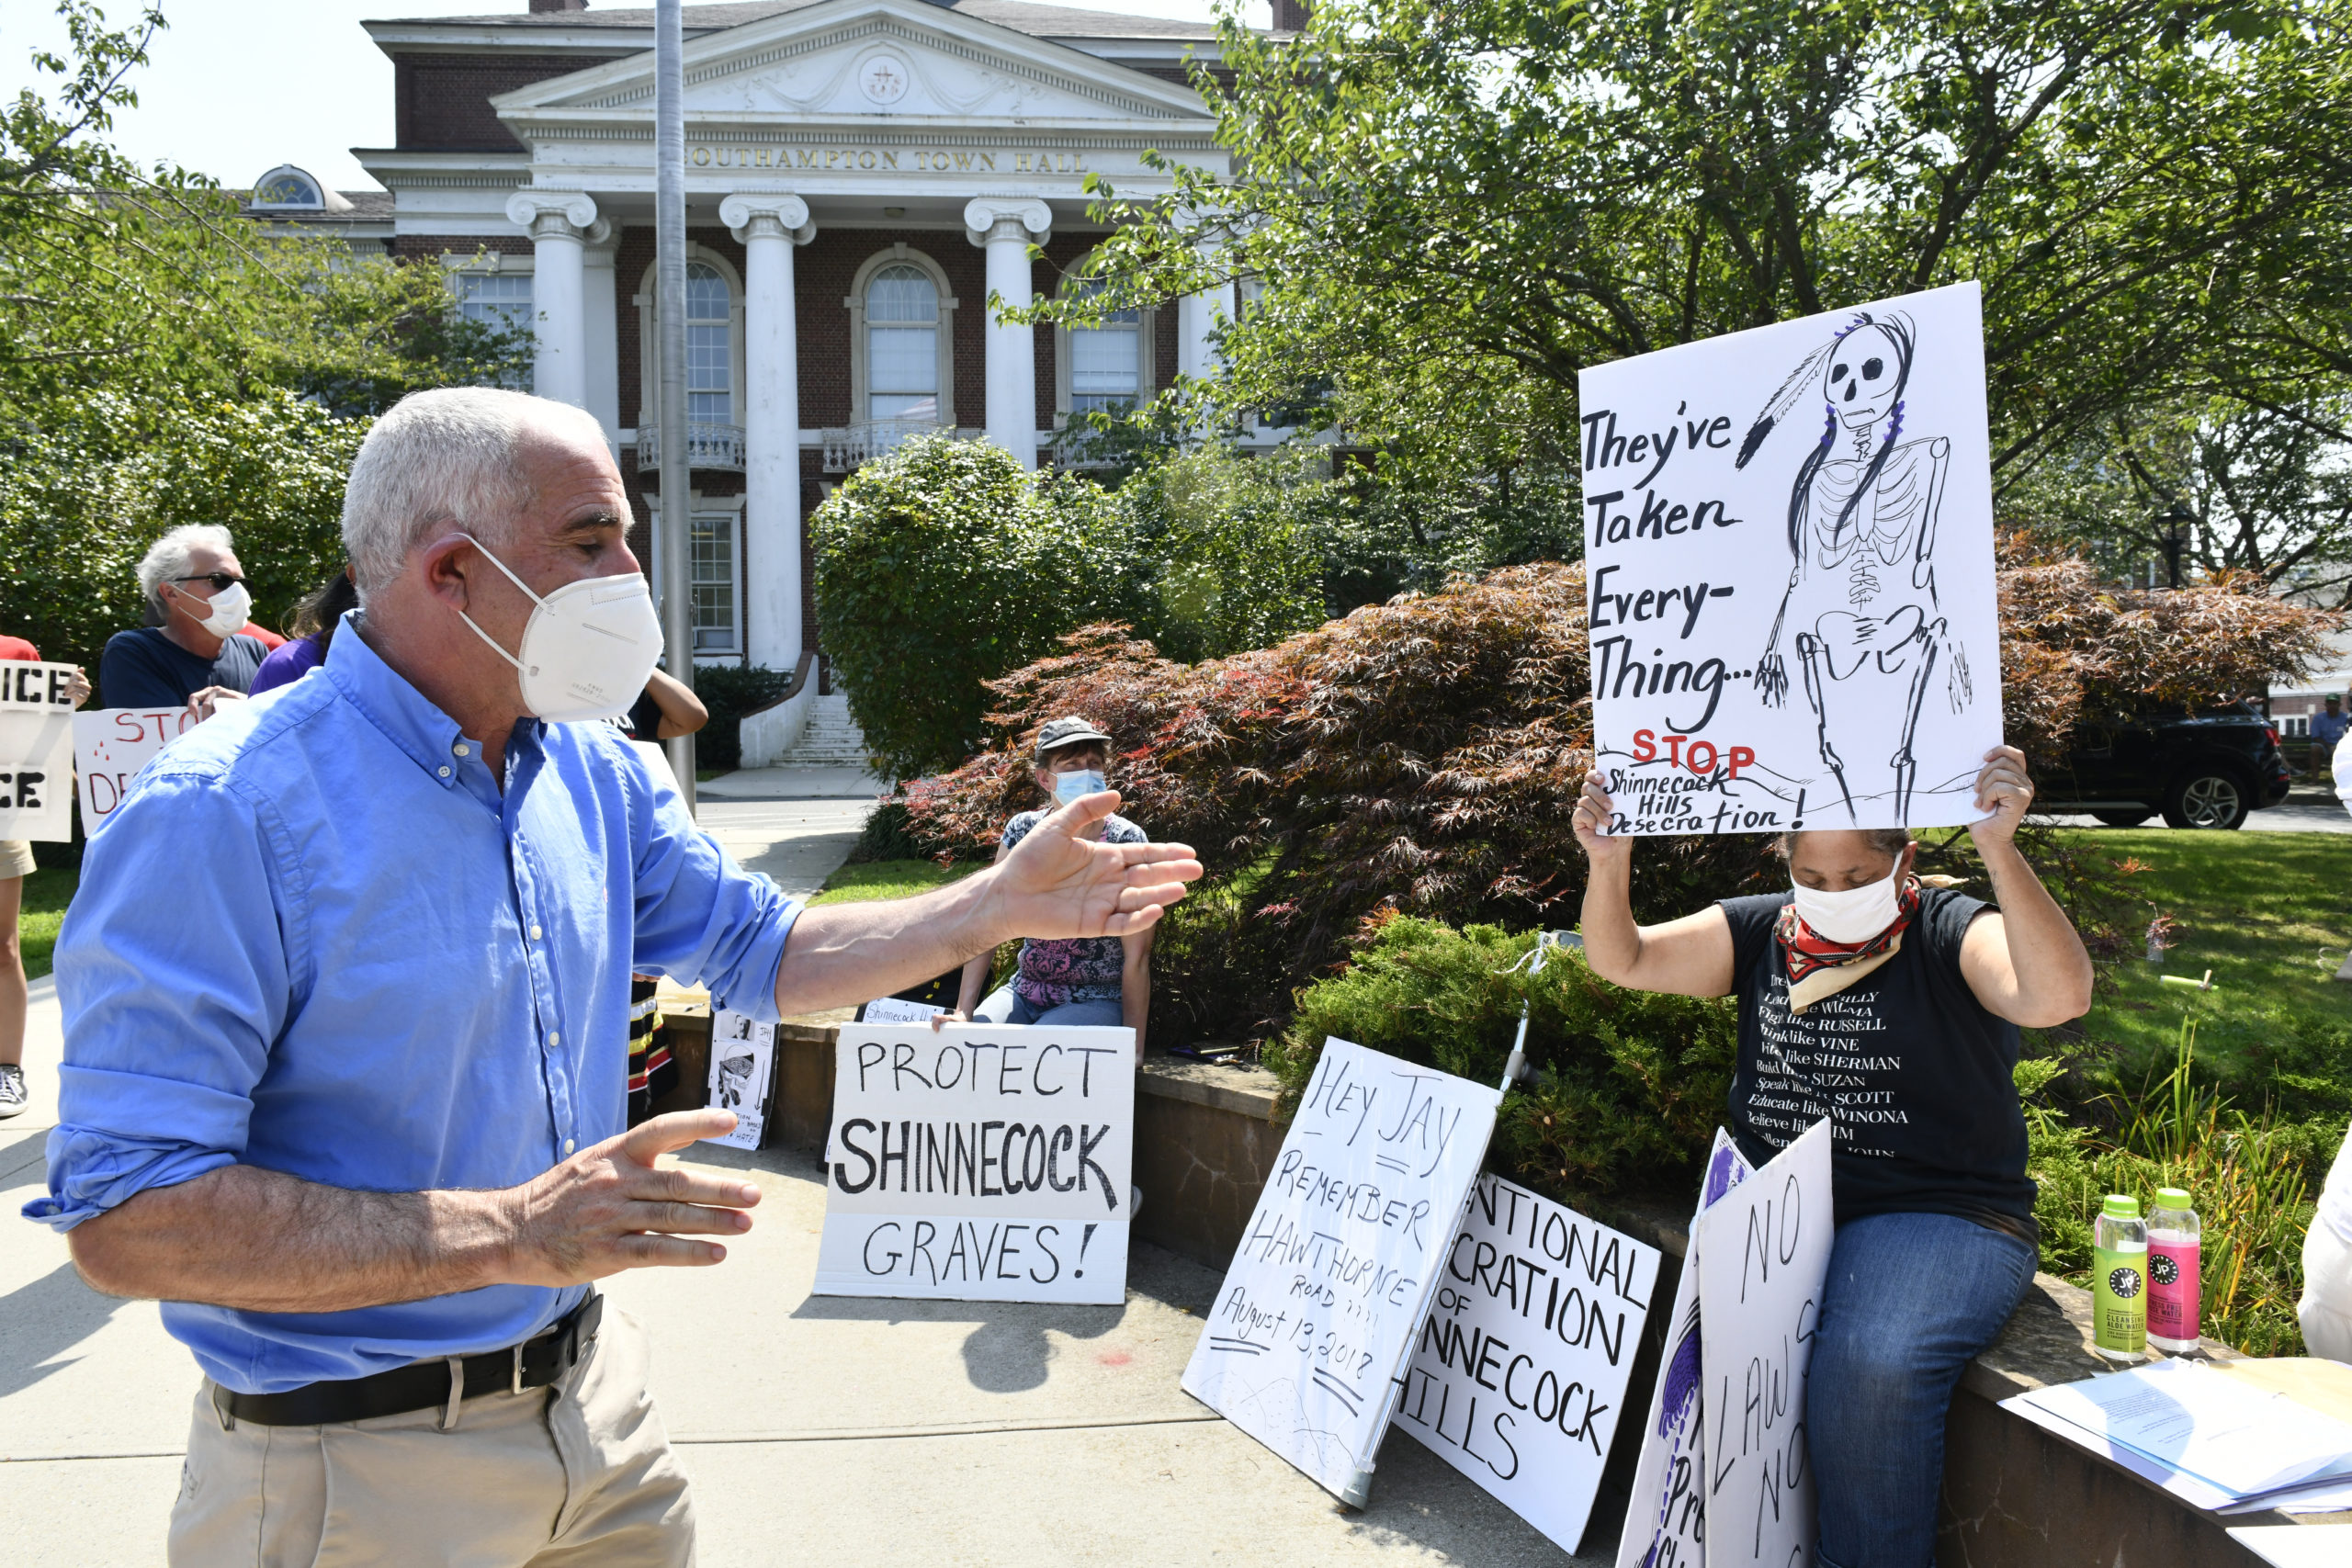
[
  {"xmin": 1067, "ymin": 277, "xmax": 1141, "ymax": 414},
  {"xmin": 2283, "ymin": 715, "xmax": 2310, "ymax": 738},
  {"xmin": 691, "ymin": 510, "xmax": 741, "ymax": 656},
  {"xmin": 250, "ymin": 164, "xmax": 326, "ymax": 209},
  {"xmin": 452, "ymin": 271, "xmax": 534, "ymax": 391},
  {"xmin": 866, "ymin": 264, "xmax": 940, "ymax": 422},
  {"xmin": 686, "ymin": 262, "xmax": 732, "ymax": 423}
]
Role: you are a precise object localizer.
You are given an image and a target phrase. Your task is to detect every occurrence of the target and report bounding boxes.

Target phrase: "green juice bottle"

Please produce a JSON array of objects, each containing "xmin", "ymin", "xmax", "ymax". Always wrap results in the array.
[{"xmin": 2093, "ymin": 1193, "xmax": 2149, "ymax": 1361}]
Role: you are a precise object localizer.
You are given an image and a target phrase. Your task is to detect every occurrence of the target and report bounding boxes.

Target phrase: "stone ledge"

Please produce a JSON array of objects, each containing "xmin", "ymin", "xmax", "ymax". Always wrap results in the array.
[{"xmin": 1136, "ymin": 1049, "xmax": 1280, "ymax": 1120}]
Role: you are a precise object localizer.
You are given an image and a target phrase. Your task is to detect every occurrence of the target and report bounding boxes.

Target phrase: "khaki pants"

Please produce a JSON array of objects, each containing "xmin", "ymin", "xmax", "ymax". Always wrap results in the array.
[{"xmin": 170, "ymin": 1305, "xmax": 694, "ymax": 1567}]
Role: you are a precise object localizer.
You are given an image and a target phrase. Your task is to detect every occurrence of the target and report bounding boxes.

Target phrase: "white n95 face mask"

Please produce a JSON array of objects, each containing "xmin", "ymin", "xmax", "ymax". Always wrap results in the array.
[
  {"xmin": 455, "ymin": 535, "xmax": 663, "ymax": 722},
  {"xmin": 1053, "ymin": 769, "xmax": 1107, "ymax": 805},
  {"xmin": 1789, "ymin": 858, "xmax": 1905, "ymax": 944},
  {"xmin": 179, "ymin": 580, "xmax": 252, "ymax": 639}
]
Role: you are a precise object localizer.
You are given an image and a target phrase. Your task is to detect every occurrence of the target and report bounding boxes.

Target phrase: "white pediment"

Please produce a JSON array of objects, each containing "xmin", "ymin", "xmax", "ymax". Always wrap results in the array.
[{"xmin": 493, "ymin": 0, "xmax": 1211, "ymax": 130}]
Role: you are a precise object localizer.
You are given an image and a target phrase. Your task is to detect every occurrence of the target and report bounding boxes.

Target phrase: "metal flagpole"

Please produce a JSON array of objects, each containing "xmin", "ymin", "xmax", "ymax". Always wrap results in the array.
[{"xmin": 655, "ymin": 0, "xmax": 697, "ymax": 816}]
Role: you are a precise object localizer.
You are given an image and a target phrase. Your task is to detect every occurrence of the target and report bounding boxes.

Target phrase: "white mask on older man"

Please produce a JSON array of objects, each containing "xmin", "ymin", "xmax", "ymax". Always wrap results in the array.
[{"xmin": 454, "ymin": 535, "xmax": 664, "ymax": 722}]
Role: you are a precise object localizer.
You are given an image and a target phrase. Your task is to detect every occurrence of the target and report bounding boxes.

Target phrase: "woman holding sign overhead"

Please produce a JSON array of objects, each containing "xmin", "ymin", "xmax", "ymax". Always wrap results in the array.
[{"xmin": 1573, "ymin": 745, "xmax": 2091, "ymax": 1568}]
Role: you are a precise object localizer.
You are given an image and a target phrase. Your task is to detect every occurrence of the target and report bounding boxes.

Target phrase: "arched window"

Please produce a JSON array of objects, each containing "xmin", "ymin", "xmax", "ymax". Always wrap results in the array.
[
  {"xmin": 686, "ymin": 261, "xmax": 732, "ymax": 423},
  {"xmin": 1066, "ymin": 276, "xmax": 1141, "ymax": 414},
  {"xmin": 251, "ymin": 164, "xmax": 325, "ymax": 209},
  {"xmin": 866, "ymin": 264, "xmax": 940, "ymax": 422}
]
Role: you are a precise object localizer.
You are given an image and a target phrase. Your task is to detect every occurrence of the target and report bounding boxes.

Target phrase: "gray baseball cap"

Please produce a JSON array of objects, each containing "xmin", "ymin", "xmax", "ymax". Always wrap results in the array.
[{"xmin": 1035, "ymin": 716, "xmax": 1113, "ymax": 759}]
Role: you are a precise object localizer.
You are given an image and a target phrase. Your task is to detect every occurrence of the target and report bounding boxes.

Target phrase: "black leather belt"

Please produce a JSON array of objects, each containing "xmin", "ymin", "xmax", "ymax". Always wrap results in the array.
[{"xmin": 211, "ymin": 1292, "xmax": 603, "ymax": 1429}]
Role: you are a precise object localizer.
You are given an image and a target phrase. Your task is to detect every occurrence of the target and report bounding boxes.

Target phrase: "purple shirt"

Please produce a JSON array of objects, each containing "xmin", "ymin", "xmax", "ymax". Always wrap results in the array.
[{"xmin": 248, "ymin": 634, "xmax": 325, "ymax": 695}]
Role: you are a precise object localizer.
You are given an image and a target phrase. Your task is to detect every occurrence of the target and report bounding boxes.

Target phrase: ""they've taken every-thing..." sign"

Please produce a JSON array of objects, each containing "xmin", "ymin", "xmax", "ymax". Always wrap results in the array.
[
  {"xmin": 815, "ymin": 1021, "xmax": 1135, "ymax": 1306},
  {"xmin": 1578, "ymin": 283, "xmax": 2001, "ymax": 835},
  {"xmin": 1182, "ymin": 1038, "xmax": 1500, "ymax": 1506}
]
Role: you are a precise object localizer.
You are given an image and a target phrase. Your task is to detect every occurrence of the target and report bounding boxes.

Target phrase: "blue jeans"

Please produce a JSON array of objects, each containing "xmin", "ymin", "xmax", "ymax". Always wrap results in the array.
[
  {"xmin": 1810, "ymin": 1212, "xmax": 2037, "ymax": 1568},
  {"xmin": 972, "ymin": 987, "xmax": 1124, "ymax": 1030}
]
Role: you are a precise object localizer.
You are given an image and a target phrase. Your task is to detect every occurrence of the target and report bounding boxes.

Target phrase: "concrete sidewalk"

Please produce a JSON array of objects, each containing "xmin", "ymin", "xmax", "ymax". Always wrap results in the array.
[{"xmin": 1, "ymin": 813, "xmax": 1597, "ymax": 1565}]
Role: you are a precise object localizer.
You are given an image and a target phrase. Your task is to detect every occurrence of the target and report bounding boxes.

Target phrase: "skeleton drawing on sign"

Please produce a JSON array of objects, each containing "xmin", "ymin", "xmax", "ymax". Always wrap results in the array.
[{"xmin": 1740, "ymin": 310, "xmax": 1972, "ymax": 819}]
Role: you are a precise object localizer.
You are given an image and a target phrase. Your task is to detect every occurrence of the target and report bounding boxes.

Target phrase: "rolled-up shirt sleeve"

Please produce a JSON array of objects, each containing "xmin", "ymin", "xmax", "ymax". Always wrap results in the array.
[
  {"xmin": 25, "ymin": 768, "xmax": 299, "ymax": 1230},
  {"xmin": 627, "ymin": 762, "xmax": 798, "ymax": 1025}
]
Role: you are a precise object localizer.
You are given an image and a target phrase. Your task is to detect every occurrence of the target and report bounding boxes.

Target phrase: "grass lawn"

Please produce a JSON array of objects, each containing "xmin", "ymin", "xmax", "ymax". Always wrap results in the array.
[
  {"xmin": 2048, "ymin": 828, "xmax": 2352, "ymax": 1100},
  {"xmin": 808, "ymin": 858, "xmax": 974, "ymax": 906},
  {"xmin": 17, "ymin": 865, "xmax": 74, "ymax": 982}
]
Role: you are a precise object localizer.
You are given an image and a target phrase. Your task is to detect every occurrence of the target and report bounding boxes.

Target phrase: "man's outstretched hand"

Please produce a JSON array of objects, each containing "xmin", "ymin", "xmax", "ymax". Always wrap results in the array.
[
  {"xmin": 988, "ymin": 790, "xmax": 1203, "ymax": 939},
  {"xmin": 502, "ymin": 1110, "xmax": 762, "ymax": 1284}
]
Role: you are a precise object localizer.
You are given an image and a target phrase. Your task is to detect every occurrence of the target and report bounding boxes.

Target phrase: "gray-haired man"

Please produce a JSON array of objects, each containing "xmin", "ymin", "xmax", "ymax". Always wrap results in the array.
[
  {"xmin": 99, "ymin": 523, "xmax": 271, "ymax": 721},
  {"xmin": 30, "ymin": 388, "xmax": 1204, "ymax": 1564}
]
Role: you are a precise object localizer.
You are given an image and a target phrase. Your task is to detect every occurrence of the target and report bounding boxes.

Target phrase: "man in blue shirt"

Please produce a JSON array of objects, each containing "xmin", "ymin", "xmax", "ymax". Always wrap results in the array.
[{"xmin": 28, "ymin": 388, "xmax": 1202, "ymax": 1566}]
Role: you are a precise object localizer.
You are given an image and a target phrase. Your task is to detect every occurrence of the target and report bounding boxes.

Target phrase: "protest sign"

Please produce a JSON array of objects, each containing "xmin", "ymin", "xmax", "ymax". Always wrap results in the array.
[
  {"xmin": 704, "ymin": 1009, "xmax": 776, "ymax": 1151},
  {"xmin": 1617, "ymin": 1130, "xmax": 1756, "ymax": 1568},
  {"xmin": 814, "ymin": 1021, "xmax": 1135, "ymax": 1306},
  {"xmin": 1182, "ymin": 1038, "xmax": 1500, "ymax": 1506},
  {"xmin": 1693, "ymin": 1117, "xmax": 1835, "ymax": 1568},
  {"xmin": 74, "ymin": 705, "xmax": 198, "ymax": 834},
  {"xmin": 1399, "ymin": 1174, "xmax": 1663, "ymax": 1554},
  {"xmin": 1578, "ymin": 282, "xmax": 2001, "ymax": 834},
  {"xmin": 861, "ymin": 995, "xmax": 945, "ymax": 1025},
  {"xmin": 0, "ymin": 662, "xmax": 79, "ymax": 841}
]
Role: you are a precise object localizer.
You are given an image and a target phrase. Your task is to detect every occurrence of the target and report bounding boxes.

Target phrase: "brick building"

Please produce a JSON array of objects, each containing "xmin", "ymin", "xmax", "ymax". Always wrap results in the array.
[{"xmin": 247, "ymin": 0, "xmax": 1281, "ymax": 676}]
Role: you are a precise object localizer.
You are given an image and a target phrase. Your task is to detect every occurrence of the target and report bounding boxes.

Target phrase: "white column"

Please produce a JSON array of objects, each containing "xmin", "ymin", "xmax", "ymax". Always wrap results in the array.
[
  {"xmin": 582, "ymin": 230, "xmax": 620, "ymax": 446},
  {"xmin": 1178, "ymin": 279, "xmax": 1224, "ymax": 385},
  {"xmin": 722, "ymin": 192, "xmax": 814, "ymax": 672},
  {"xmin": 505, "ymin": 191, "xmax": 600, "ymax": 409},
  {"xmin": 964, "ymin": 197, "xmax": 1053, "ymax": 468}
]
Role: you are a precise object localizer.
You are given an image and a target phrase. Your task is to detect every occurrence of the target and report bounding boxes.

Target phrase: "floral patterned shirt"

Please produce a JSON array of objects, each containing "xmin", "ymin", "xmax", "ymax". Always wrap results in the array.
[{"xmin": 1002, "ymin": 809, "xmax": 1147, "ymax": 1006}]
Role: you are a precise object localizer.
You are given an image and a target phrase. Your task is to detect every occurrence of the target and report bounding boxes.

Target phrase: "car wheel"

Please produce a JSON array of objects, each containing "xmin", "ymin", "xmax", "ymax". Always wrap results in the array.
[
  {"xmin": 2160, "ymin": 769, "xmax": 2251, "ymax": 830},
  {"xmin": 2092, "ymin": 809, "xmax": 2152, "ymax": 828}
]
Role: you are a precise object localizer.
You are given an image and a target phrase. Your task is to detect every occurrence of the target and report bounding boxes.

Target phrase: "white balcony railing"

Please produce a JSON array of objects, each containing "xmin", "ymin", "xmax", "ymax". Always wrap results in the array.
[
  {"xmin": 635, "ymin": 421, "xmax": 746, "ymax": 473},
  {"xmin": 820, "ymin": 418, "xmax": 981, "ymax": 473}
]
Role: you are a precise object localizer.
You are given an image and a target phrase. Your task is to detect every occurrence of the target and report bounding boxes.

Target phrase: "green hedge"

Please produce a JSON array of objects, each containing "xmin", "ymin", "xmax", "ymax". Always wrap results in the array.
[
  {"xmin": 1272, "ymin": 915, "xmax": 1737, "ymax": 1199},
  {"xmin": 689, "ymin": 664, "xmax": 797, "ymax": 770}
]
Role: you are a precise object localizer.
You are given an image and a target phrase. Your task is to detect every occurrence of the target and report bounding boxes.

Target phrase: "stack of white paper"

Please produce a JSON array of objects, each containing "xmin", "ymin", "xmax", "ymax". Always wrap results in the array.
[{"xmin": 2003, "ymin": 1359, "xmax": 2352, "ymax": 1513}]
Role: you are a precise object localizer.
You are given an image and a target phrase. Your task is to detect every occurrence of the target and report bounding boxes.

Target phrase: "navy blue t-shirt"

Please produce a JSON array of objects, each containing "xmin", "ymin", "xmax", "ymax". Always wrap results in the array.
[
  {"xmin": 99, "ymin": 628, "xmax": 267, "ymax": 709},
  {"xmin": 1718, "ymin": 887, "xmax": 2037, "ymax": 1240}
]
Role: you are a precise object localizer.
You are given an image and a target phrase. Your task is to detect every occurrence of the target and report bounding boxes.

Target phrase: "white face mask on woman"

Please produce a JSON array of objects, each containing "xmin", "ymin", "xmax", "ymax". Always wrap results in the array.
[
  {"xmin": 1789, "ymin": 857, "xmax": 1905, "ymax": 943},
  {"xmin": 453, "ymin": 535, "xmax": 664, "ymax": 722}
]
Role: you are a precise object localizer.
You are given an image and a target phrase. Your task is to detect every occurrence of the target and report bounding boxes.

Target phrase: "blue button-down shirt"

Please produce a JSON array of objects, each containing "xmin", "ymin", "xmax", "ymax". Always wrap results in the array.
[{"xmin": 26, "ymin": 625, "xmax": 797, "ymax": 1393}]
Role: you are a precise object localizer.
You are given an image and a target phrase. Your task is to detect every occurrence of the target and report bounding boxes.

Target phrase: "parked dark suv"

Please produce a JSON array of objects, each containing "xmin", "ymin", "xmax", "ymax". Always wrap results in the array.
[{"xmin": 2038, "ymin": 701, "xmax": 2292, "ymax": 829}]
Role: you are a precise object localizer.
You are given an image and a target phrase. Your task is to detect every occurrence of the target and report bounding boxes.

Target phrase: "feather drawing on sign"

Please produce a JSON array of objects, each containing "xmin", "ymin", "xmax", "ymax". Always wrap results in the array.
[{"xmin": 1739, "ymin": 309, "xmax": 1973, "ymax": 821}]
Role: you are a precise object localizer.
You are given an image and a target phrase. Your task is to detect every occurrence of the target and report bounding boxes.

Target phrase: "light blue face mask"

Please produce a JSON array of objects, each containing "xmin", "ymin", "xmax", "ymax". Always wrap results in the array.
[{"xmin": 1053, "ymin": 768, "xmax": 1107, "ymax": 805}]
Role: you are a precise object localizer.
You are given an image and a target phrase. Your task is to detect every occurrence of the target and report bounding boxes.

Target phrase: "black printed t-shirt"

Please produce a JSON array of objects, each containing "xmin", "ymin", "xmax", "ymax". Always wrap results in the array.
[{"xmin": 1717, "ymin": 887, "xmax": 2037, "ymax": 1240}]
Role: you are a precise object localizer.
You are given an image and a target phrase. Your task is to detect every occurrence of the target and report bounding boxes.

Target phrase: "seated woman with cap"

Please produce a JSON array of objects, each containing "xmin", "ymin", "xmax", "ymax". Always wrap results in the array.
[{"xmin": 939, "ymin": 716, "xmax": 1153, "ymax": 1058}]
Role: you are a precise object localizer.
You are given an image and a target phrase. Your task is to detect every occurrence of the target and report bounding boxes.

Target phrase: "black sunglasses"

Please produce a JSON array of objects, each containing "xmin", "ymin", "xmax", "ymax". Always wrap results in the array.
[{"xmin": 172, "ymin": 572, "xmax": 246, "ymax": 592}]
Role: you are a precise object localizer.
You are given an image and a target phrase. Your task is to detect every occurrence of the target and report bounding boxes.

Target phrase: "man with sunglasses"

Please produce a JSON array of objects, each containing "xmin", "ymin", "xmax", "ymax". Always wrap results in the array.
[{"xmin": 99, "ymin": 525, "xmax": 269, "ymax": 721}]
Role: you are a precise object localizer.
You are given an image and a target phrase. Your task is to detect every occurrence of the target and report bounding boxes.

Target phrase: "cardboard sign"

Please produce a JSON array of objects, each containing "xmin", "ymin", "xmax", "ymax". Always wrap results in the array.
[
  {"xmin": 1181, "ymin": 1038, "xmax": 1500, "ymax": 1505},
  {"xmin": 1398, "ymin": 1174, "xmax": 1663, "ymax": 1554},
  {"xmin": 1617, "ymin": 1130, "xmax": 1756, "ymax": 1568},
  {"xmin": 704, "ymin": 1009, "xmax": 776, "ymax": 1151},
  {"xmin": 1693, "ymin": 1117, "xmax": 1836, "ymax": 1568},
  {"xmin": 1578, "ymin": 282, "xmax": 2001, "ymax": 833},
  {"xmin": 814, "ymin": 1021, "xmax": 1135, "ymax": 1306},
  {"xmin": 74, "ymin": 705, "xmax": 199, "ymax": 835},
  {"xmin": 0, "ymin": 662, "xmax": 79, "ymax": 841}
]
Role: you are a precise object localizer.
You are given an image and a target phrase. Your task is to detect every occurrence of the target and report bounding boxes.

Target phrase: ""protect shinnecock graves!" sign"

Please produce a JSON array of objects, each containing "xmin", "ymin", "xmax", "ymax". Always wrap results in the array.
[
  {"xmin": 1578, "ymin": 282, "xmax": 2002, "ymax": 835},
  {"xmin": 814, "ymin": 1021, "xmax": 1135, "ymax": 1306}
]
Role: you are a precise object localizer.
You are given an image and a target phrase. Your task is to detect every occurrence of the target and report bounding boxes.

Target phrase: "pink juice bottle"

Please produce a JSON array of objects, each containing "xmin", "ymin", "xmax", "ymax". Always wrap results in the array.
[{"xmin": 2146, "ymin": 1186, "xmax": 2202, "ymax": 1354}]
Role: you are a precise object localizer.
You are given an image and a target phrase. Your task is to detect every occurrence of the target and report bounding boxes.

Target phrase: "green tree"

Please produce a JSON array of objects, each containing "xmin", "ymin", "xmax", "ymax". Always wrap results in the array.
[
  {"xmin": 810, "ymin": 434, "xmax": 1145, "ymax": 780},
  {"xmin": 1048, "ymin": 0, "xmax": 2352, "ymax": 493},
  {"xmin": 2008, "ymin": 396, "xmax": 2352, "ymax": 601},
  {"xmin": 1114, "ymin": 444, "xmax": 1329, "ymax": 661}
]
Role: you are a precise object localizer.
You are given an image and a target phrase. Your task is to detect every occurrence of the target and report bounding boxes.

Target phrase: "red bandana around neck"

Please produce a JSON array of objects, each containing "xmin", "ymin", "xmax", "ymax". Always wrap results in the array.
[{"xmin": 1774, "ymin": 879, "xmax": 1923, "ymax": 988}]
